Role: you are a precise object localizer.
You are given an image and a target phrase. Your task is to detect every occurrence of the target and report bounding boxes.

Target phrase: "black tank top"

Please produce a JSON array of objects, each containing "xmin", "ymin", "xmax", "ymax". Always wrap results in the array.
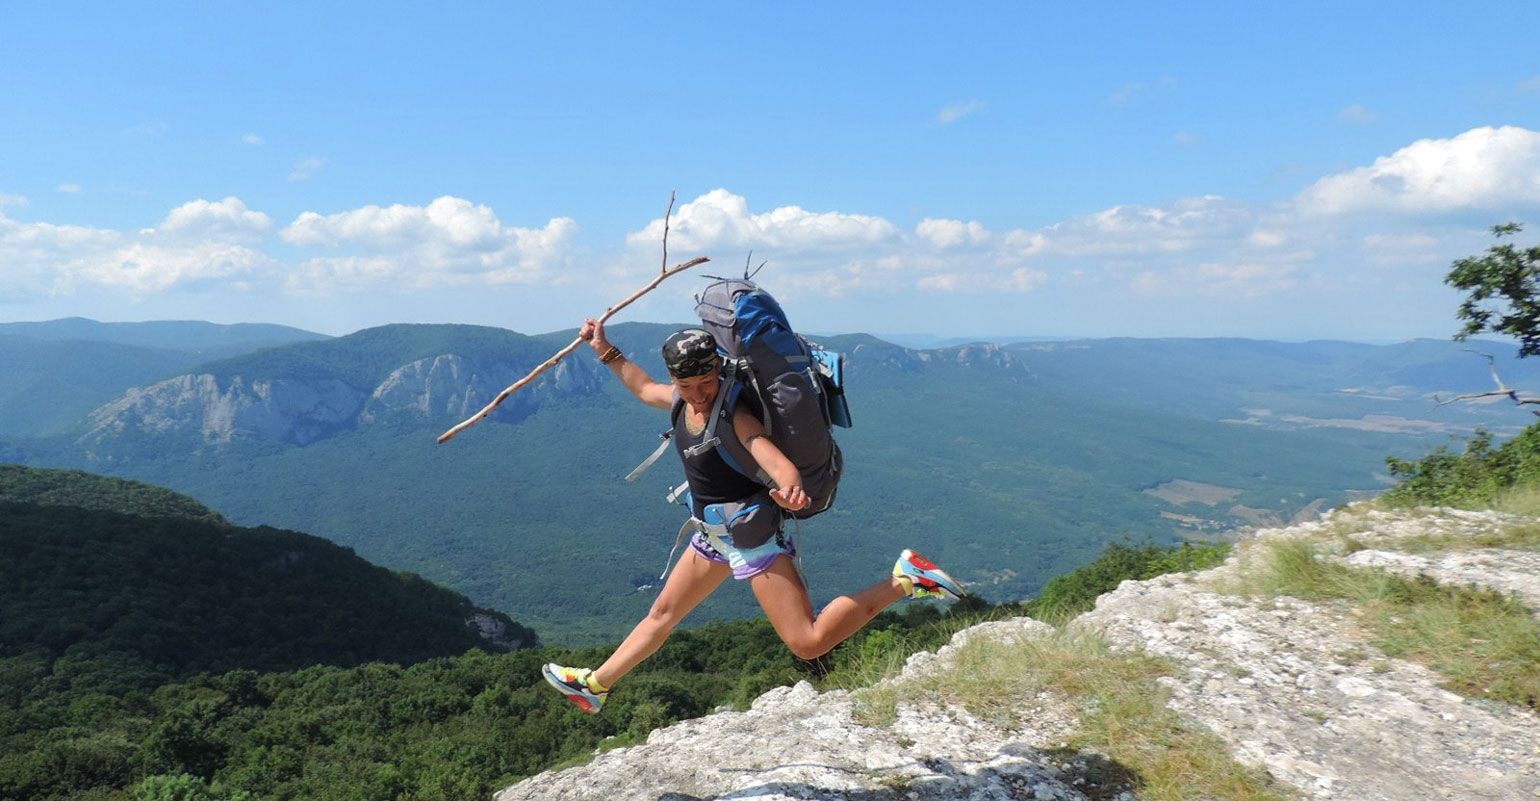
[{"xmin": 674, "ymin": 401, "xmax": 761, "ymax": 517}]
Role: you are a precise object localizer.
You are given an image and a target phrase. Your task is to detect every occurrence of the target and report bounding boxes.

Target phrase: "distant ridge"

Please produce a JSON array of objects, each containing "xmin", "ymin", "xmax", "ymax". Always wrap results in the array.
[
  {"xmin": 0, "ymin": 317, "xmax": 328, "ymax": 354},
  {"xmin": 0, "ymin": 320, "xmax": 329, "ymax": 437}
]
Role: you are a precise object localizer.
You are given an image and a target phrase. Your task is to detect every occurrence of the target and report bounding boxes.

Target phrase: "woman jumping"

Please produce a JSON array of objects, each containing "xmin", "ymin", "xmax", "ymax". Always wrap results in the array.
[{"xmin": 542, "ymin": 320, "xmax": 965, "ymax": 713}]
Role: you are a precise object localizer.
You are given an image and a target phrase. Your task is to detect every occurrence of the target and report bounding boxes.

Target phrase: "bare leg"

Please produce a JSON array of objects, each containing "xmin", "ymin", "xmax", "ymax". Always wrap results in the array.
[
  {"xmin": 751, "ymin": 555, "xmax": 907, "ymax": 661},
  {"xmin": 593, "ymin": 549, "xmax": 731, "ymax": 688}
]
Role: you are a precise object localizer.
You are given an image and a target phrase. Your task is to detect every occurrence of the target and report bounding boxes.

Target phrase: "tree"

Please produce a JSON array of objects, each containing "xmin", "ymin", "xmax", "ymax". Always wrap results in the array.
[{"xmin": 1447, "ymin": 223, "xmax": 1540, "ymax": 356}]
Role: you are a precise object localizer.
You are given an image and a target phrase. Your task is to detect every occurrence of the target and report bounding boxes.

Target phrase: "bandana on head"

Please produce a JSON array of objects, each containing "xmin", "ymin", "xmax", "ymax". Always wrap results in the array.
[{"xmin": 663, "ymin": 328, "xmax": 719, "ymax": 378}]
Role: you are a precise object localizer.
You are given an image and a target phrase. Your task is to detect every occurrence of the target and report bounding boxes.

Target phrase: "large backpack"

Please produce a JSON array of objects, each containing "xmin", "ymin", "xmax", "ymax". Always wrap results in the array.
[{"xmin": 629, "ymin": 277, "xmax": 851, "ymax": 519}]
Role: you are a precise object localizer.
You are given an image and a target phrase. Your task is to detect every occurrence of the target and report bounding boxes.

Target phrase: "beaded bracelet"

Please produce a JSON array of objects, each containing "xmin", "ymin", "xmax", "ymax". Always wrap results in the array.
[{"xmin": 599, "ymin": 345, "xmax": 624, "ymax": 365}]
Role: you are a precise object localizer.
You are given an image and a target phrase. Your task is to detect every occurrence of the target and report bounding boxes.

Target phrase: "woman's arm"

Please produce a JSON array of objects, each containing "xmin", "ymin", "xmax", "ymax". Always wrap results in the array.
[
  {"xmin": 732, "ymin": 406, "xmax": 809, "ymax": 512},
  {"xmin": 582, "ymin": 319, "xmax": 674, "ymax": 410}
]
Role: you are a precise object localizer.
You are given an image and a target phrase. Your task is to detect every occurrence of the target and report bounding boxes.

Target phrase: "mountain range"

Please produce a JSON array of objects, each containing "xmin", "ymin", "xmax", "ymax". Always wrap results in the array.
[{"xmin": 3, "ymin": 317, "xmax": 1537, "ymax": 642}]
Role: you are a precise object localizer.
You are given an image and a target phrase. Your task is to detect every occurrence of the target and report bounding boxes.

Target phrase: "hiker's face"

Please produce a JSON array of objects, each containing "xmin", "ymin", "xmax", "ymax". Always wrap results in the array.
[{"xmin": 674, "ymin": 371, "xmax": 720, "ymax": 414}]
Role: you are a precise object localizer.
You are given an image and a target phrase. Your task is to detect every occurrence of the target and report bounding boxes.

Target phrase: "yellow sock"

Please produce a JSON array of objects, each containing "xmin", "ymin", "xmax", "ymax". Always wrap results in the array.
[
  {"xmin": 584, "ymin": 671, "xmax": 609, "ymax": 693},
  {"xmin": 894, "ymin": 574, "xmax": 915, "ymax": 597}
]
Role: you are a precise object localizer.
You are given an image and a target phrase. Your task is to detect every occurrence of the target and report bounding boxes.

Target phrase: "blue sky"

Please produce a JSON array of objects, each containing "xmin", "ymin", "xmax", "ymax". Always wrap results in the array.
[{"xmin": 3, "ymin": 2, "xmax": 1540, "ymax": 343}]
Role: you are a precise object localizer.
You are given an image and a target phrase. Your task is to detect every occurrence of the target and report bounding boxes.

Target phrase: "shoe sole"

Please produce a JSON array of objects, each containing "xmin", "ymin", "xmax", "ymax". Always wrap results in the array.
[
  {"xmin": 542, "ymin": 664, "xmax": 602, "ymax": 713},
  {"xmin": 899, "ymin": 550, "xmax": 967, "ymax": 599}
]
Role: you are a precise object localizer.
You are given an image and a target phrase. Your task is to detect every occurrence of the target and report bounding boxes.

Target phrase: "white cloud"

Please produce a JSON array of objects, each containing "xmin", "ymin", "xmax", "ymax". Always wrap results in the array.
[
  {"xmin": 79, "ymin": 241, "xmax": 275, "ymax": 293},
  {"xmin": 1249, "ymin": 230, "xmax": 1286, "ymax": 248},
  {"xmin": 0, "ymin": 211, "xmax": 119, "ymax": 298},
  {"xmin": 283, "ymin": 195, "xmax": 578, "ymax": 288},
  {"xmin": 288, "ymin": 157, "xmax": 327, "ymax": 182},
  {"xmin": 627, "ymin": 191, "xmax": 1051, "ymax": 295},
  {"xmin": 9, "ymin": 125, "xmax": 1535, "ymax": 317},
  {"xmin": 1008, "ymin": 267, "xmax": 1048, "ymax": 292},
  {"xmin": 1338, "ymin": 103, "xmax": 1381, "ymax": 124},
  {"xmin": 916, "ymin": 218, "xmax": 990, "ymax": 249},
  {"xmin": 0, "ymin": 204, "xmax": 276, "ymax": 299},
  {"xmin": 626, "ymin": 189, "xmax": 897, "ymax": 254},
  {"xmin": 938, "ymin": 100, "xmax": 985, "ymax": 124},
  {"xmin": 1174, "ymin": 131, "xmax": 1202, "ymax": 146},
  {"xmin": 242, "ymin": 133, "xmax": 266, "ymax": 146},
  {"xmin": 1038, "ymin": 195, "xmax": 1252, "ymax": 257},
  {"xmin": 0, "ymin": 194, "xmax": 581, "ymax": 302},
  {"xmin": 1001, "ymin": 229, "xmax": 1048, "ymax": 259},
  {"xmin": 1298, "ymin": 126, "xmax": 1540, "ymax": 215},
  {"xmin": 158, "ymin": 197, "xmax": 272, "ymax": 243},
  {"xmin": 57, "ymin": 183, "xmax": 81, "ymax": 194},
  {"xmin": 0, "ymin": 193, "xmax": 27, "ymax": 207},
  {"xmin": 1033, "ymin": 130, "xmax": 1540, "ymax": 297}
]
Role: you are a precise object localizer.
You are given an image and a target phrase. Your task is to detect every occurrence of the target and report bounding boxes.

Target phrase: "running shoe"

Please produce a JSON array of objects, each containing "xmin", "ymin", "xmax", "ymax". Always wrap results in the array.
[
  {"xmin": 893, "ymin": 549, "xmax": 967, "ymax": 599},
  {"xmin": 542, "ymin": 663, "xmax": 608, "ymax": 714}
]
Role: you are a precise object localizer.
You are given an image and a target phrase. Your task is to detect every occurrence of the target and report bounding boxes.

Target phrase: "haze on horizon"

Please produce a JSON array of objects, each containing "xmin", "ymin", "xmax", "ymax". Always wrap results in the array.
[{"xmin": 3, "ymin": 3, "xmax": 1539, "ymax": 344}]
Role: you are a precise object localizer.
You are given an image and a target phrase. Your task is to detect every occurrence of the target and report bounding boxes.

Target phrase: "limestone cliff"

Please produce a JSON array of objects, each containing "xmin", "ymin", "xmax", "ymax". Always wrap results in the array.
[
  {"xmin": 79, "ymin": 352, "xmax": 603, "ymax": 447},
  {"xmin": 498, "ymin": 507, "xmax": 1540, "ymax": 801}
]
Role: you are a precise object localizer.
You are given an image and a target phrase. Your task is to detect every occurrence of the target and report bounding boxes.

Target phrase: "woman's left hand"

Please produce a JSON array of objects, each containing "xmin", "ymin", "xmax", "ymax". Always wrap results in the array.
[{"xmin": 770, "ymin": 485, "xmax": 809, "ymax": 511}]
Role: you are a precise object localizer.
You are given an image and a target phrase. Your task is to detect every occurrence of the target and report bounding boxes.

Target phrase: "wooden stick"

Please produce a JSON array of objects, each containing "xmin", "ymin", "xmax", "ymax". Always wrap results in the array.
[{"xmin": 436, "ymin": 254, "xmax": 709, "ymax": 443}]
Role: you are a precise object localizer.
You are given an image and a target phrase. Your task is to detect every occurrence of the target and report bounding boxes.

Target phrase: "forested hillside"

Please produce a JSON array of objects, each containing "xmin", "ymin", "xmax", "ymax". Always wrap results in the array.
[
  {"xmin": 0, "ymin": 464, "xmax": 224, "ymax": 523},
  {"xmin": 0, "ymin": 468, "xmax": 536, "ymax": 684}
]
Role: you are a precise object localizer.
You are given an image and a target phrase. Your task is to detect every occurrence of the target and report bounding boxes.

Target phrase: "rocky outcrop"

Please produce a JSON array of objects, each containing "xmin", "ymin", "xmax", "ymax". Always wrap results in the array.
[
  {"xmin": 361, "ymin": 354, "xmax": 603, "ymax": 425},
  {"xmin": 80, "ymin": 352, "xmax": 606, "ymax": 448},
  {"xmin": 361, "ymin": 354, "xmax": 497, "ymax": 423},
  {"xmin": 921, "ymin": 342, "xmax": 1029, "ymax": 372},
  {"xmin": 85, "ymin": 373, "xmax": 363, "ymax": 445},
  {"xmin": 496, "ymin": 619, "xmax": 1095, "ymax": 801},
  {"xmin": 468, "ymin": 611, "xmax": 538, "ymax": 650},
  {"xmin": 1078, "ymin": 511, "xmax": 1540, "ymax": 800},
  {"xmin": 498, "ymin": 507, "xmax": 1540, "ymax": 801}
]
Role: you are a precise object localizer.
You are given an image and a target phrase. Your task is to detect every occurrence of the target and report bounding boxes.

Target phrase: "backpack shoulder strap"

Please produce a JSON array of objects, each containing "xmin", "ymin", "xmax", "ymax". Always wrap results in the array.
[
  {"xmin": 680, "ymin": 372, "xmax": 734, "ymax": 459},
  {"xmin": 624, "ymin": 431, "xmax": 674, "ymax": 483},
  {"xmin": 625, "ymin": 395, "xmax": 686, "ymax": 483}
]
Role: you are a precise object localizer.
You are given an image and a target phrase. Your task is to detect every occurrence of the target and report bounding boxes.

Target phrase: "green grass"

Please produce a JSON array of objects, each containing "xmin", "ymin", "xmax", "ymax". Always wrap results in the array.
[
  {"xmin": 854, "ymin": 629, "xmax": 1292, "ymax": 801},
  {"xmin": 1345, "ymin": 520, "xmax": 1540, "ymax": 555},
  {"xmin": 1229, "ymin": 539, "xmax": 1540, "ymax": 710},
  {"xmin": 1493, "ymin": 481, "xmax": 1540, "ymax": 515}
]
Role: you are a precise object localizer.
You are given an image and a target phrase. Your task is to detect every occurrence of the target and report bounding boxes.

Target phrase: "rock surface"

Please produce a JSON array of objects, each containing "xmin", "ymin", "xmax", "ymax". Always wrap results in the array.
[
  {"xmin": 498, "ymin": 507, "xmax": 1540, "ymax": 801},
  {"xmin": 85, "ymin": 373, "xmax": 363, "ymax": 445},
  {"xmin": 80, "ymin": 352, "xmax": 604, "ymax": 447}
]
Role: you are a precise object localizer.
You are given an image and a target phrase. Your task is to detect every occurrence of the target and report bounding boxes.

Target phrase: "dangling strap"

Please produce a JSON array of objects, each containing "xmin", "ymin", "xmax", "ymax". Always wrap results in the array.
[
  {"xmin": 657, "ymin": 515, "xmax": 732, "ymax": 580},
  {"xmin": 791, "ymin": 516, "xmax": 809, "ymax": 596},
  {"xmin": 626, "ymin": 432, "xmax": 673, "ymax": 482},
  {"xmin": 658, "ymin": 519, "xmax": 695, "ymax": 580},
  {"xmin": 666, "ymin": 481, "xmax": 691, "ymax": 506}
]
